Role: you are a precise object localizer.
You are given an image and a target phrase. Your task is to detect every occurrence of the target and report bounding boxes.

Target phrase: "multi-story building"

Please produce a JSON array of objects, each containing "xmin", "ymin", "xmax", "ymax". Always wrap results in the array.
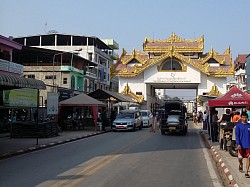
[
  {"xmin": 101, "ymin": 39, "xmax": 119, "ymax": 92},
  {"xmin": 12, "ymin": 46, "xmax": 95, "ymax": 105},
  {"xmin": 0, "ymin": 35, "xmax": 46, "ymax": 121},
  {"xmin": 246, "ymin": 54, "xmax": 250, "ymax": 93},
  {"xmin": 13, "ymin": 34, "xmax": 119, "ymax": 94},
  {"xmin": 234, "ymin": 54, "xmax": 248, "ymax": 91}
]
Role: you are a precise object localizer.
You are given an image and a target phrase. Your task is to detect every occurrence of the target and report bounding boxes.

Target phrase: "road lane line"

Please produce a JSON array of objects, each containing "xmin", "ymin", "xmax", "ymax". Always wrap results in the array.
[
  {"xmin": 50, "ymin": 132, "xmax": 152, "ymax": 187},
  {"xmin": 49, "ymin": 155, "xmax": 113, "ymax": 187},
  {"xmin": 66, "ymin": 154, "xmax": 121, "ymax": 187}
]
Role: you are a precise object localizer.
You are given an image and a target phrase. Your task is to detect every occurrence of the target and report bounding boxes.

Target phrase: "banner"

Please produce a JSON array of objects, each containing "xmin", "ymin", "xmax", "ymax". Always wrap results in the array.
[
  {"xmin": 47, "ymin": 92, "xmax": 59, "ymax": 115},
  {"xmin": 3, "ymin": 88, "xmax": 37, "ymax": 107}
]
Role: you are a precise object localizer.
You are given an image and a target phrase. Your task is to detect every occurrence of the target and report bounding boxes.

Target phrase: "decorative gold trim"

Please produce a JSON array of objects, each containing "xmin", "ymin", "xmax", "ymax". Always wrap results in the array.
[
  {"xmin": 207, "ymin": 84, "xmax": 222, "ymax": 96},
  {"xmin": 121, "ymin": 83, "xmax": 144, "ymax": 103},
  {"xmin": 113, "ymin": 49, "xmax": 209, "ymax": 77},
  {"xmin": 145, "ymin": 32, "xmax": 204, "ymax": 43},
  {"xmin": 209, "ymin": 66, "xmax": 234, "ymax": 77},
  {"xmin": 199, "ymin": 48, "xmax": 225, "ymax": 65},
  {"xmin": 112, "ymin": 49, "xmax": 234, "ymax": 78},
  {"xmin": 120, "ymin": 50, "xmax": 147, "ymax": 65},
  {"xmin": 121, "ymin": 48, "xmax": 127, "ymax": 56},
  {"xmin": 143, "ymin": 33, "xmax": 204, "ymax": 53},
  {"xmin": 196, "ymin": 95, "xmax": 203, "ymax": 106},
  {"xmin": 112, "ymin": 34, "xmax": 234, "ymax": 78},
  {"xmin": 223, "ymin": 47, "xmax": 231, "ymax": 55}
]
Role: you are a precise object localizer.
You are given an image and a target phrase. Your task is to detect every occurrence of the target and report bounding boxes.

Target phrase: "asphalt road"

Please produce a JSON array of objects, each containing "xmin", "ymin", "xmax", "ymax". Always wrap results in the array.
[{"xmin": 0, "ymin": 122, "xmax": 223, "ymax": 187}]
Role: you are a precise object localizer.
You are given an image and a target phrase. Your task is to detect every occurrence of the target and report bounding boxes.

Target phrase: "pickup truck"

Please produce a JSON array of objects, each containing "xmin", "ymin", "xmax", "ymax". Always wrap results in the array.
[{"xmin": 160, "ymin": 100, "xmax": 188, "ymax": 135}]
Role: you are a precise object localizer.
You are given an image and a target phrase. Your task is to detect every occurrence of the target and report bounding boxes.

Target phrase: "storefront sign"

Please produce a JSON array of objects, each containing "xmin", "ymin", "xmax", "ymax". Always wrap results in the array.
[
  {"xmin": 58, "ymin": 88, "xmax": 74, "ymax": 102},
  {"xmin": 3, "ymin": 88, "xmax": 37, "ymax": 107},
  {"xmin": 47, "ymin": 92, "xmax": 59, "ymax": 115}
]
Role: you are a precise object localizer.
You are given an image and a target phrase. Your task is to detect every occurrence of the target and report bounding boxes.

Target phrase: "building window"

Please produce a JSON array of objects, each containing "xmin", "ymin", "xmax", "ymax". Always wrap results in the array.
[
  {"xmin": 84, "ymin": 79, "xmax": 88, "ymax": 93},
  {"xmin": 45, "ymin": 75, "xmax": 56, "ymax": 79},
  {"xmin": 0, "ymin": 50, "xmax": 10, "ymax": 61},
  {"xmin": 95, "ymin": 54, "xmax": 98, "ymax": 62},
  {"xmin": 162, "ymin": 59, "xmax": 182, "ymax": 70},
  {"xmin": 63, "ymin": 78, "xmax": 67, "ymax": 84},
  {"xmin": 71, "ymin": 75, "xmax": 75, "ymax": 90},
  {"xmin": 136, "ymin": 92, "xmax": 142, "ymax": 95},
  {"xmin": 27, "ymin": 74, "xmax": 35, "ymax": 79},
  {"xmin": 88, "ymin": 53, "xmax": 93, "ymax": 61}
]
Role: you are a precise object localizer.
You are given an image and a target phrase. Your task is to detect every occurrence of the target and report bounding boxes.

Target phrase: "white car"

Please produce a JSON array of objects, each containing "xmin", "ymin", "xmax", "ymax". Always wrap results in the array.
[{"xmin": 140, "ymin": 110, "xmax": 153, "ymax": 127}]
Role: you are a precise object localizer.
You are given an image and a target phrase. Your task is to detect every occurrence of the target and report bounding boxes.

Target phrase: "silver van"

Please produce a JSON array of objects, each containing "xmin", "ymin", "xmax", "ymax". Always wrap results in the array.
[{"xmin": 112, "ymin": 109, "xmax": 143, "ymax": 131}]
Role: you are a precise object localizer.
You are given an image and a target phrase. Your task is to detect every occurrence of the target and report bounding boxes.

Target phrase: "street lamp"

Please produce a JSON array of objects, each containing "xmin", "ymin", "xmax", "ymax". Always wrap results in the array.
[{"xmin": 52, "ymin": 48, "xmax": 82, "ymax": 92}]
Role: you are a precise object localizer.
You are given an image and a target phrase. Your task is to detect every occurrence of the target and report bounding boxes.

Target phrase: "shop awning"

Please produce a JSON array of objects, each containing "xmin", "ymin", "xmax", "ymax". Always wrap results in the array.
[
  {"xmin": 88, "ymin": 89, "xmax": 135, "ymax": 103},
  {"xmin": 0, "ymin": 74, "xmax": 46, "ymax": 90}
]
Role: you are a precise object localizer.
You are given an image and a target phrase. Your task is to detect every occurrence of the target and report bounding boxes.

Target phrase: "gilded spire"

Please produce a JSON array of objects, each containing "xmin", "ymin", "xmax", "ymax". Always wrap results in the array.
[
  {"xmin": 207, "ymin": 84, "xmax": 222, "ymax": 96},
  {"xmin": 121, "ymin": 83, "xmax": 144, "ymax": 103},
  {"xmin": 223, "ymin": 46, "xmax": 231, "ymax": 55}
]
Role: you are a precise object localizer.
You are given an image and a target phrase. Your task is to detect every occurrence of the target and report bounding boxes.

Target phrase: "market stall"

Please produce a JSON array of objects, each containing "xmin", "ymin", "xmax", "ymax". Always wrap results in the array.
[{"xmin": 58, "ymin": 93, "xmax": 105, "ymax": 130}]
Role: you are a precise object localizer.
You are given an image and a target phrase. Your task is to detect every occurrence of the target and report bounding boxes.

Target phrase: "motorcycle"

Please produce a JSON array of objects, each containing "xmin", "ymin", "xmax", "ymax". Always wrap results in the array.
[
  {"xmin": 1, "ymin": 116, "xmax": 11, "ymax": 133},
  {"xmin": 222, "ymin": 123, "xmax": 237, "ymax": 157}
]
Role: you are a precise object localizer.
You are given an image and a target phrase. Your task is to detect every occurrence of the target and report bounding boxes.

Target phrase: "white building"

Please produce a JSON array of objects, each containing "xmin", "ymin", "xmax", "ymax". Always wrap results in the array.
[
  {"xmin": 233, "ymin": 54, "xmax": 248, "ymax": 92},
  {"xmin": 112, "ymin": 33, "xmax": 234, "ymax": 111}
]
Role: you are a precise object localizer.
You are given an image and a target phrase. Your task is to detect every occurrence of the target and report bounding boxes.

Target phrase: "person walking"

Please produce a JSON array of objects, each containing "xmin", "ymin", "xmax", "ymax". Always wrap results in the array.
[
  {"xmin": 246, "ymin": 106, "xmax": 250, "ymax": 122},
  {"xmin": 235, "ymin": 112, "xmax": 250, "ymax": 178},
  {"xmin": 202, "ymin": 111, "xmax": 208, "ymax": 130},
  {"xmin": 193, "ymin": 110, "xmax": 198, "ymax": 126},
  {"xmin": 101, "ymin": 109, "xmax": 108, "ymax": 131},
  {"xmin": 150, "ymin": 112, "xmax": 157, "ymax": 133},
  {"xmin": 217, "ymin": 108, "xmax": 233, "ymax": 150},
  {"xmin": 110, "ymin": 109, "xmax": 117, "ymax": 129},
  {"xmin": 211, "ymin": 110, "xmax": 219, "ymax": 142},
  {"xmin": 232, "ymin": 111, "xmax": 241, "ymax": 123}
]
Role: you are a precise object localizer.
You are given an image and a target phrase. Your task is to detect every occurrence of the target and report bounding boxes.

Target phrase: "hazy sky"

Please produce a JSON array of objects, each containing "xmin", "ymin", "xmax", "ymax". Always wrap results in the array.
[
  {"xmin": 1, "ymin": 0, "xmax": 249, "ymax": 99},
  {"xmin": 1, "ymin": 0, "xmax": 249, "ymax": 59}
]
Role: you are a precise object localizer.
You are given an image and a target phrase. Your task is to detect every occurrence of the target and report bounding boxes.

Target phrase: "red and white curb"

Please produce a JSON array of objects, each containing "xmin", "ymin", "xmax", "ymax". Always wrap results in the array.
[{"xmin": 210, "ymin": 145, "xmax": 238, "ymax": 187}]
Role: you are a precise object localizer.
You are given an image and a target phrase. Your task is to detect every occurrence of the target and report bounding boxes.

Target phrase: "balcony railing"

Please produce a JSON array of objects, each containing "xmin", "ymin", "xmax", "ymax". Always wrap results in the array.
[
  {"xmin": 235, "ymin": 69, "xmax": 245, "ymax": 76},
  {"xmin": 60, "ymin": 66, "xmax": 83, "ymax": 74},
  {"xmin": 0, "ymin": 59, "xmax": 23, "ymax": 75},
  {"xmin": 85, "ymin": 71, "xmax": 96, "ymax": 79}
]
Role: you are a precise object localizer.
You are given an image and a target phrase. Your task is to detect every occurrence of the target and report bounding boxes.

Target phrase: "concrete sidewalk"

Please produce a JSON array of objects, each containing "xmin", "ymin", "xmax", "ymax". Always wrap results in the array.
[
  {"xmin": 0, "ymin": 126, "xmax": 111, "ymax": 160},
  {"xmin": 195, "ymin": 122, "xmax": 249, "ymax": 187}
]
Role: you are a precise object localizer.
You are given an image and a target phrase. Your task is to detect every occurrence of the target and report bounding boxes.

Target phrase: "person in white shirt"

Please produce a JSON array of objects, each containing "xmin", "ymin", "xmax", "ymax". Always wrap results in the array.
[{"xmin": 202, "ymin": 111, "xmax": 207, "ymax": 130}]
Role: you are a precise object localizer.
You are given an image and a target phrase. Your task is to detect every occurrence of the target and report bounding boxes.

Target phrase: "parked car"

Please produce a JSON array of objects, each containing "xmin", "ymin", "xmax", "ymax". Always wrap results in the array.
[
  {"xmin": 140, "ymin": 110, "xmax": 153, "ymax": 127},
  {"xmin": 112, "ymin": 109, "xmax": 143, "ymax": 131}
]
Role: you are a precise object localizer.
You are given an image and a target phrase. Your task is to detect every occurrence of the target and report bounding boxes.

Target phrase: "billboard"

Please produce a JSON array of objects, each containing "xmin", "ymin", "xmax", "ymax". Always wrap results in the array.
[
  {"xmin": 3, "ymin": 88, "xmax": 38, "ymax": 107},
  {"xmin": 47, "ymin": 92, "xmax": 59, "ymax": 115}
]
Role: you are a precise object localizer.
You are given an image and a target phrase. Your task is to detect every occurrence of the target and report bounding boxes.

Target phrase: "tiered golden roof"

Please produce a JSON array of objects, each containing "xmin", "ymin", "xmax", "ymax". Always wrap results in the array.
[
  {"xmin": 112, "ymin": 33, "xmax": 234, "ymax": 78},
  {"xmin": 143, "ymin": 32, "xmax": 204, "ymax": 53}
]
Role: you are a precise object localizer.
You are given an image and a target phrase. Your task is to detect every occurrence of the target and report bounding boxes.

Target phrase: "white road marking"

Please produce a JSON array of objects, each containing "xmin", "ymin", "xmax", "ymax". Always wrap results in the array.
[{"xmin": 198, "ymin": 131, "xmax": 223, "ymax": 187}]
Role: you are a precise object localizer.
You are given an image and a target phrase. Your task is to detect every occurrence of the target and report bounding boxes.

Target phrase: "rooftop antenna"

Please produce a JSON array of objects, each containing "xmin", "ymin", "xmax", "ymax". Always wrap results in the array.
[{"xmin": 44, "ymin": 22, "xmax": 47, "ymax": 34}]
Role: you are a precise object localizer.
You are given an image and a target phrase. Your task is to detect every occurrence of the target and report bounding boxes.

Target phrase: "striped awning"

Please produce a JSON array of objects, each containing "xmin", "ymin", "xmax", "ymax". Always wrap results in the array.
[{"xmin": 0, "ymin": 74, "xmax": 46, "ymax": 90}]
